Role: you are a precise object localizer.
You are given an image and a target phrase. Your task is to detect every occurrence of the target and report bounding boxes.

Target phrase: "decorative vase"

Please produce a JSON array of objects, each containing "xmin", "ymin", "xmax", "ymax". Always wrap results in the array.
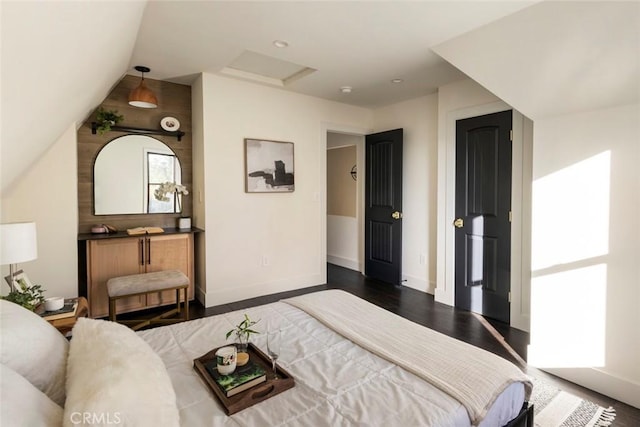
[{"xmin": 178, "ymin": 217, "xmax": 191, "ymax": 229}]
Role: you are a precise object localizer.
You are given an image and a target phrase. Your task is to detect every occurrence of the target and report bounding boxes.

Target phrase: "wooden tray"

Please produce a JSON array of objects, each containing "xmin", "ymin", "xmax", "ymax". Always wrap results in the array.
[{"xmin": 193, "ymin": 343, "xmax": 295, "ymax": 415}]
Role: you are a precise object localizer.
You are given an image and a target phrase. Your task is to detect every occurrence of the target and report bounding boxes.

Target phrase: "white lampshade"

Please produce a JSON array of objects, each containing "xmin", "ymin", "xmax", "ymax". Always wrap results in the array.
[{"xmin": 0, "ymin": 222, "xmax": 38, "ymax": 265}]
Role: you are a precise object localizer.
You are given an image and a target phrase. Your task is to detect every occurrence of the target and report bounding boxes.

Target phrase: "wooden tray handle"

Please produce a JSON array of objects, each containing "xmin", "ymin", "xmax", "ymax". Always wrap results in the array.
[{"xmin": 251, "ymin": 384, "xmax": 275, "ymax": 399}]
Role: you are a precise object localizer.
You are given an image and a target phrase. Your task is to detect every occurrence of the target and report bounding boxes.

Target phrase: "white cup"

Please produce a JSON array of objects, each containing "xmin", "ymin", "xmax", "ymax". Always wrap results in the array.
[
  {"xmin": 215, "ymin": 346, "xmax": 237, "ymax": 375},
  {"xmin": 44, "ymin": 297, "xmax": 64, "ymax": 311}
]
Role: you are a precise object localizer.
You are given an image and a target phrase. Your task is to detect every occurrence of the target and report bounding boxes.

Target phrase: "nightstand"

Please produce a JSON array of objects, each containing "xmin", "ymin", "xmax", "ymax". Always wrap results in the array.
[{"xmin": 46, "ymin": 297, "xmax": 89, "ymax": 336}]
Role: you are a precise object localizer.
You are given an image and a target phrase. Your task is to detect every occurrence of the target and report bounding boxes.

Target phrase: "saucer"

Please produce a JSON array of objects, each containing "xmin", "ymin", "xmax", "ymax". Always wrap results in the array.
[{"xmin": 160, "ymin": 116, "xmax": 180, "ymax": 131}]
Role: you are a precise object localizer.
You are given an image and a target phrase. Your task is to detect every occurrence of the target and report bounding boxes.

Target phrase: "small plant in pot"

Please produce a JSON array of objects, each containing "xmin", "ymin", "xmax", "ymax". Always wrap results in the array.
[
  {"xmin": 226, "ymin": 314, "xmax": 260, "ymax": 366},
  {"xmin": 95, "ymin": 107, "xmax": 124, "ymax": 135},
  {"xmin": 2, "ymin": 281, "xmax": 46, "ymax": 312}
]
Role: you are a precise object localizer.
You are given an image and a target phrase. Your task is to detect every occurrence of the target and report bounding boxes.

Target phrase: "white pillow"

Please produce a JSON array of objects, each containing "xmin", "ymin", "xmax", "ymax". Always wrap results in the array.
[
  {"xmin": 63, "ymin": 318, "xmax": 179, "ymax": 427},
  {"xmin": 0, "ymin": 363, "xmax": 63, "ymax": 427},
  {"xmin": 0, "ymin": 299, "xmax": 68, "ymax": 406}
]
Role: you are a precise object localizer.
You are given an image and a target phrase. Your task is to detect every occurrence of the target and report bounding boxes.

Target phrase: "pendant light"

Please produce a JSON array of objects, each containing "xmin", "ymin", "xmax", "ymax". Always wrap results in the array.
[{"xmin": 128, "ymin": 66, "xmax": 158, "ymax": 108}]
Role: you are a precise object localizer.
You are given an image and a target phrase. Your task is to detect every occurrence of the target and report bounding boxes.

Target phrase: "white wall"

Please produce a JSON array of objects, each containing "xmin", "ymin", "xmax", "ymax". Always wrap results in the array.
[
  {"xmin": 1, "ymin": 1, "xmax": 146, "ymax": 193},
  {"xmin": 373, "ymin": 94, "xmax": 438, "ymax": 293},
  {"xmin": 327, "ymin": 216, "xmax": 358, "ymax": 271},
  {"xmin": 191, "ymin": 75, "xmax": 207, "ymax": 304},
  {"xmin": 432, "ymin": 1, "xmax": 640, "ymax": 120},
  {"xmin": 198, "ymin": 73, "xmax": 372, "ymax": 305},
  {"xmin": 528, "ymin": 103, "xmax": 640, "ymax": 408},
  {"xmin": 0, "ymin": 124, "xmax": 78, "ymax": 298}
]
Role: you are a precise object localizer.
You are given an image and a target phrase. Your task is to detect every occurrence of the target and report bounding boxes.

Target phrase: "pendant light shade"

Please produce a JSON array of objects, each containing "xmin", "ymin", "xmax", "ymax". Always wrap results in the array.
[{"xmin": 129, "ymin": 66, "xmax": 158, "ymax": 109}]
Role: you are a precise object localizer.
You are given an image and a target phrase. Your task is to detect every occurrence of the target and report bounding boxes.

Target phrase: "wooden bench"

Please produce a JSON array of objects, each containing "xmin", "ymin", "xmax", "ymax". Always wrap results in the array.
[{"xmin": 107, "ymin": 270, "xmax": 189, "ymax": 331}]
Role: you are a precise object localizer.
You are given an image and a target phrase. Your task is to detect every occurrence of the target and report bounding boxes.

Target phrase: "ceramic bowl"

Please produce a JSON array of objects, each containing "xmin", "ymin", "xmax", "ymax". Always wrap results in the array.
[{"xmin": 44, "ymin": 297, "xmax": 64, "ymax": 311}]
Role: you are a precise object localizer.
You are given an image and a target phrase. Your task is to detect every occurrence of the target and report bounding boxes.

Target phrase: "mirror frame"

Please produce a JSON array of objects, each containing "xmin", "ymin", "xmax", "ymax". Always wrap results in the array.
[{"xmin": 93, "ymin": 134, "xmax": 183, "ymax": 215}]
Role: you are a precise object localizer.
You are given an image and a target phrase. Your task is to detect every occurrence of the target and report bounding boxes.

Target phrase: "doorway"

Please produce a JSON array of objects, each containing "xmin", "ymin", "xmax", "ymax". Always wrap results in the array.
[
  {"xmin": 454, "ymin": 110, "xmax": 512, "ymax": 323},
  {"xmin": 324, "ymin": 127, "xmax": 404, "ymax": 287},
  {"xmin": 326, "ymin": 132, "xmax": 364, "ymax": 272}
]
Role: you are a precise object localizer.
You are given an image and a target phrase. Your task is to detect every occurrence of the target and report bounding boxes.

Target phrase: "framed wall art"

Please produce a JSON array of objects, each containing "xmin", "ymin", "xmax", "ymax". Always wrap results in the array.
[
  {"xmin": 244, "ymin": 138, "xmax": 295, "ymax": 193},
  {"xmin": 4, "ymin": 269, "xmax": 33, "ymax": 291}
]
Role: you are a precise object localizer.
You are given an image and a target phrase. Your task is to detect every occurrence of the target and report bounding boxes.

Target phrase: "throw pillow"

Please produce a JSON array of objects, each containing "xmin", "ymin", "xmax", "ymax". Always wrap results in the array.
[
  {"xmin": 63, "ymin": 318, "xmax": 179, "ymax": 427},
  {"xmin": 0, "ymin": 363, "xmax": 63, "ymax": 426},
  {"xmin": 0, "ymin": 299, "xmax": 68, "ymax": 406}
]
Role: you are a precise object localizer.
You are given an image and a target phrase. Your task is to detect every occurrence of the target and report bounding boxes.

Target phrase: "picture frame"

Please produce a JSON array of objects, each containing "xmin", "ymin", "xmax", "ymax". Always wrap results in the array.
[
  {"xmin": 4, "ymin": 269, "xmax": 33, "ymax": 292},
  {"xmin": 244, "ymin": 138, "xmax": 295, "ymax": 193}
]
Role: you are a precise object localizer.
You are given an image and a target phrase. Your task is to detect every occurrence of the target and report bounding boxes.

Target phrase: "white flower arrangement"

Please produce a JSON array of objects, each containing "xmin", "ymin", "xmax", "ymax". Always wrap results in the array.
[{"xmin": 154, "ymin": 182, "xmax": 189, "ymax": 213}]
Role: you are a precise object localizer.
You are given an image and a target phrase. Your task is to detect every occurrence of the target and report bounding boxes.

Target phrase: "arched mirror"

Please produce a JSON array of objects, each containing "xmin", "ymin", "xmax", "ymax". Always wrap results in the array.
[{"xmin": 94, "ymin": 135, "xmax": 183, "ymax": 215}]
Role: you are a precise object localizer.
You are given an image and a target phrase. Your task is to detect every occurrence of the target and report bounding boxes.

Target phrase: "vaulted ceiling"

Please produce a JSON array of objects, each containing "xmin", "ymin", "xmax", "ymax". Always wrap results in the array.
[{"xmin": 2, "ymin": 1, "xmax": 638, "ymax": 194}]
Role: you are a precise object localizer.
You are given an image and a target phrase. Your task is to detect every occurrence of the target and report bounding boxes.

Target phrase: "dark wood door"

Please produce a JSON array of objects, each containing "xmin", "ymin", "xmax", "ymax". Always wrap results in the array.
[
  {"xmin": 365, "ymin": 129, "xmax": 403, "ymax": 285},
  {"xmin": 454, "ymin": 111, "xmax": 512, "ymax": 323}
]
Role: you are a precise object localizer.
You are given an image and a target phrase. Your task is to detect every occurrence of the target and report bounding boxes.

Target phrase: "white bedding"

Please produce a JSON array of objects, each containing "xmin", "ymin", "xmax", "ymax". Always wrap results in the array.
[{"xmin": 137, "ymin": 293, "xmax": 527, "ymax": 426}]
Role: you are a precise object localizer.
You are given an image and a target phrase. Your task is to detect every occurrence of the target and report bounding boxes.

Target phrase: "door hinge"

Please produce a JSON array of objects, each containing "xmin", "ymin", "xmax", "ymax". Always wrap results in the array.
[
  {"xmin": 509, "ymin": 210, "xmax": 512, "ymax": 222},
  {"xmin": 510, "ymin": 129, "xmax": 513, "ymax": 141},
  {"xmin": 508, "ymin": 292, "xmax": 511, "ymax": 303}
]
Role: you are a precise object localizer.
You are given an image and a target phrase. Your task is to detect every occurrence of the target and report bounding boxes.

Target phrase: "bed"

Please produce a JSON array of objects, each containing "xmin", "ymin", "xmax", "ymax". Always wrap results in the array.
[{"xmin": 0, "ymin": 290, "xmax": 533, "ymax": 427}]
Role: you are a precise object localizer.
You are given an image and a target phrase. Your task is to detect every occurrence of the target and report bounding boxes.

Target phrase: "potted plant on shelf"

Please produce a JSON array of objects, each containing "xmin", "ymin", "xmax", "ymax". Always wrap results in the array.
[
  {"xmin": 95, "ymin": 107, "xmax": 124, "ymax": 135},
  {"xmin": 226, "ymin": 314, "xmax": 260, "ymax": 366}
]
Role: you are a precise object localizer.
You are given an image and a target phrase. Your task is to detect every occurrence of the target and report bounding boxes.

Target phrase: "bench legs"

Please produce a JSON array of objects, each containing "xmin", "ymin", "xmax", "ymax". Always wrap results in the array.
[
  {"xmin": 175, "ymin": 287, "xmax": 189, "ymax": 320},
  {"xmin": 108, "ymin": 285, "xmax": 189, "ymax": 331}
]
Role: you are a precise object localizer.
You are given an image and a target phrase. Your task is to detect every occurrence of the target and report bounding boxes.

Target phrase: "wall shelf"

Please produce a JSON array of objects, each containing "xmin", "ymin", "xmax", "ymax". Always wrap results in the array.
[{"xmin": 91, "ymin": 122, "xmax": 185, "ymax": 142}]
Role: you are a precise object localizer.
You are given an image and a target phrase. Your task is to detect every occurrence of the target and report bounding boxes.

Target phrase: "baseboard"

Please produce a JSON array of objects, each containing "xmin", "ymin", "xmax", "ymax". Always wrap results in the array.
[
  {"xmin": 542, "ymin": 366, "xmax": 640, "ymax": 409},
  {"xmin": 195, "ymin": 284, "xmax": 206, "ymax": 306},
  {"xmin": 327, "ymin": 255, "xmax": 360, "ymax": 272},
  {"xmin": 510, "ymin": 313, "xmax": 530, "ymax": 333},
  {"xmin": 203, "ymin": 273, "xmax": 325, "ymax": 307},
  {"xmin": 435, "ymin": 286, "xmax": 454, "ymax": 306},
  {"xmin": 401, "ymin": 273, "xmax": 435, "ymax": 295}
]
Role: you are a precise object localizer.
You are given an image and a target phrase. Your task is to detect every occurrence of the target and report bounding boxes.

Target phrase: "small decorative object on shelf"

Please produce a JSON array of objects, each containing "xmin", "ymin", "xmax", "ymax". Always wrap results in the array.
[
  {"xmin": 126, "ymin": 226, "xmax": 165, "ymax": 236},
  {"xmin": 160, "ymin": 116, "xmax": 181, "ymax": 132},
  {"xmin": 91, "ymin": 224, "xmax": 118, "ymax": 234},
  {"xmin": 226, "ymin": 314, "xmax": 260, "ymax": 366},
  {"xmin": 95, "ymin": 107, "xmax": 124, "ymax": 135},
  {"xmin": 178, "ymin": 217, "xmax": 191, "ymax": 230}
]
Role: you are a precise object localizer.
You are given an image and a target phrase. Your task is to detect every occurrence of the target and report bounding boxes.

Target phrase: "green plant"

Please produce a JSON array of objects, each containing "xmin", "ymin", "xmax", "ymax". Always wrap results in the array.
[
  {"xmin": 226, "ymin": 314, "xmax": 260, "ymax": 344},
  {"xmin": 95, "ymin": 107, "xmax": 124, "ymax": 135},
  {"xmin": 2, "ymin": 282, "xmax": 46, "ymax": 311}
]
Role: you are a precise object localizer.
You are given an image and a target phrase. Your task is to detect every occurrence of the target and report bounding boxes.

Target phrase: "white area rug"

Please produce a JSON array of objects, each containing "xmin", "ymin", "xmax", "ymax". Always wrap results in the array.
[{"xmin": 531, "ymin": 377, "xmax": 616, "ymax": 426}]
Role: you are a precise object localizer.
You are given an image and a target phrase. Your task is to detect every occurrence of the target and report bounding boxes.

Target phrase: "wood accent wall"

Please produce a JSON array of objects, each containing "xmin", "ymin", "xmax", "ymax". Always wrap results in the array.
[{"xmin": 77, "ymin": 75, "xmax": 192, "ymax": 233}]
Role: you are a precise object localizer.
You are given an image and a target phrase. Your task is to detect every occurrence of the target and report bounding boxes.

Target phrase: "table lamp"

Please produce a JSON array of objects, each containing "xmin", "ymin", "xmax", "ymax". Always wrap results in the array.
[{"xmin": 0, "ymin": 222, "xmax": 38, "ymax": 291}]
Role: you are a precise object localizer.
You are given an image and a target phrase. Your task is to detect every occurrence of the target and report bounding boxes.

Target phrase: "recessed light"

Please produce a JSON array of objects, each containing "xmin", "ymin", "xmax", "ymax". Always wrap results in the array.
[
  {"xmin": 340, "ymin": 86, "xmax": 352, "ymax": 94},
  {"xmin": 391, "ymin": 79, "xmax": 404, "ymax": 84},
  {"xmin": 273, "ymin": 40, "xmax": 289, "ymax": 48}
]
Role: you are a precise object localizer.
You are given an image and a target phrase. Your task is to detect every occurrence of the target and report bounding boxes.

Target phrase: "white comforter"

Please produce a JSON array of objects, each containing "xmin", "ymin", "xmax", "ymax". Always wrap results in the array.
[{"xmin": 137, "ymin": 292, "xmax": 527, "ymax": 426}]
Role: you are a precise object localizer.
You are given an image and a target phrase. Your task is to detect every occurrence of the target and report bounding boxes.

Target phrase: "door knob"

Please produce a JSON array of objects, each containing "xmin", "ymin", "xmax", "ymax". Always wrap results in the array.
[
  {"xmin": 453, "ymin": 218, "xmax": 464, "ymax": 228},
  {"xmin": 391, "ymin": 211, "xmax": 403, "ymax": 220}
]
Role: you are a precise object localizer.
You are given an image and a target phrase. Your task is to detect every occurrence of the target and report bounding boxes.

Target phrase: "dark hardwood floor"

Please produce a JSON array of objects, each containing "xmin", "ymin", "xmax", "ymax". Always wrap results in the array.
[{"xmin": 179, "ymin": 263, "xmax": 639, "ymax": 426}]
